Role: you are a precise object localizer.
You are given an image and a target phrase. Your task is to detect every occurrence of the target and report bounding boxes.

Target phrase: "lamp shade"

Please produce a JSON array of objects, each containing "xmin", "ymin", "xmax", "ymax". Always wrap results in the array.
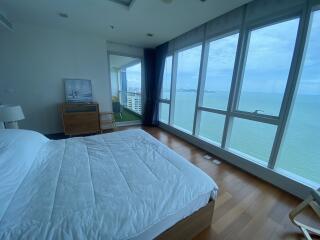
[{"xmin": 0, "ymin": 105, "xmax": 25, "ymax": 122}]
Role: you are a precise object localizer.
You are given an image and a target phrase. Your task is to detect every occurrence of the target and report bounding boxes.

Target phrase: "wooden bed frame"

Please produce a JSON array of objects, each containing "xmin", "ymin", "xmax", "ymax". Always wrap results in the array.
[{"xmin": 156, "ymin": 199, "xmax": 215, "ymax": 240}]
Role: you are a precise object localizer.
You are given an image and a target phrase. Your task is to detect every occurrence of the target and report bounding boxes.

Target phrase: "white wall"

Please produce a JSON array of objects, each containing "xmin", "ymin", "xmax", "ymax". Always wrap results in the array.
[{"xmin": 0, "ymin": 23, "xmax": 112, "ymax": 134}]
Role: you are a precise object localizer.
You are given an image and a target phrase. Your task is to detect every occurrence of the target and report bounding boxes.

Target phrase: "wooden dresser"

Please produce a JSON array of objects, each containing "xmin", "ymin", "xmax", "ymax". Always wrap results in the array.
[{"xmin": 61, "ymin": 103, "xmax": 100, "ymax": 136}]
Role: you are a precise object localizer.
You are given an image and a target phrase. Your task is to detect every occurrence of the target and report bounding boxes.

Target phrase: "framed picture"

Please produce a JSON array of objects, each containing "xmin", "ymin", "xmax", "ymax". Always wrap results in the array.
[{"xmin": 64, "ymin": 79, "xmax": 93, "ymax": 103}]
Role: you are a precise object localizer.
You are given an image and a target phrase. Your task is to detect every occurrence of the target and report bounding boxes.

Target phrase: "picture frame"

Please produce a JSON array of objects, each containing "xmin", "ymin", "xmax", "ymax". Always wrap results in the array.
[{"xmin": 64, "ymin": 79, "xmax": 93, "ymax": 103}]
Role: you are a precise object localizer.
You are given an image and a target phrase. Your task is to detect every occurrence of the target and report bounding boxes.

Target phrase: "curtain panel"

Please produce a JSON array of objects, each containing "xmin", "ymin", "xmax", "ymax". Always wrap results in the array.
[{"xmin": 143, "ymin": 43, "xmax": 169, "ymax": 126}]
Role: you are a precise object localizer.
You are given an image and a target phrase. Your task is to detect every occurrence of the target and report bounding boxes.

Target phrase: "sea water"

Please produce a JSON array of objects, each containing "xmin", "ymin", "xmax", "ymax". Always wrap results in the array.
[{"xmin": 161, "ymin": 91, "xmax": 320, "ymax": 185}]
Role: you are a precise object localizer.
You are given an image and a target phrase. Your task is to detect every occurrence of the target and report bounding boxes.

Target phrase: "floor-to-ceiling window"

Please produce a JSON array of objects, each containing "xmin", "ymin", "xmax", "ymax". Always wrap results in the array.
[
  {"xmin": 228, "ymin": 18, "xmax": 300, "ymax": 165},
  {"xmin": 197, "ymin": 33, "xmax": 239, "ymax": 146},
  {"xmin": 158, "ymin": 3, "xmax": 320, "ymax": 191},
  {"xmin": 173, "ymin": 45, "xmax": 202, "ymax": 133},
  {"xmin": 276, "ymin": 9, "xmax": 320, "ymax": 185}
]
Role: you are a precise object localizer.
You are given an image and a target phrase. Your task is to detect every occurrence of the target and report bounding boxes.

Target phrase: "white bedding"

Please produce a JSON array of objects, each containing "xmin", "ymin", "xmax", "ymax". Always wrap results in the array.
[{"xmin": 0, "ymin": 129, "xmax": 218, "ymax": 240}]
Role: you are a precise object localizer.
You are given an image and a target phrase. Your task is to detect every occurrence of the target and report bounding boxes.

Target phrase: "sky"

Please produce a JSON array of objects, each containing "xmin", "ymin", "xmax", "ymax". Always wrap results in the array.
[
  {"xmin": 298, "ymin": 11, "xmax": 320, "ymax": 95},
  {"xmin": 163, "ymin": 10, "xmax": 320, "ymax": 95},
  {"xmin": 125, "ymin": 63, "xmax": 141, "ymax": 92}
]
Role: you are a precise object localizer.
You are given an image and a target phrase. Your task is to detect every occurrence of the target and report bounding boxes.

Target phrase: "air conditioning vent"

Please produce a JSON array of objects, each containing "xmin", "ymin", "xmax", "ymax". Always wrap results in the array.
[{"xmin": 0, "ymin": 13, "xmax": 13, "ymax": 31}]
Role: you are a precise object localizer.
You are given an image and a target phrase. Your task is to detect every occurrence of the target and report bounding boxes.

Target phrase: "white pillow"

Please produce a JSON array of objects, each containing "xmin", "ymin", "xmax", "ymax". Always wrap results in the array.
[{"xmin": 0, "ymin": 129, "xmax": 49, "ymax": 219}]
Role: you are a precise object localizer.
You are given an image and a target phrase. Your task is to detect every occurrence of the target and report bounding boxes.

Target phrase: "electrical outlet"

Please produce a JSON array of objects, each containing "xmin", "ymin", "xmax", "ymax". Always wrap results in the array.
[{"xmin": 212, "ymin": 159, "xmax": 221, "ymax": 165}]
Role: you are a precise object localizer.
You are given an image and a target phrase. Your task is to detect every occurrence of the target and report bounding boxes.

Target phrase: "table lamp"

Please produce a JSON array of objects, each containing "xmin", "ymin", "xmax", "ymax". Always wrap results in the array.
[{"xmin": 0, "ymin": 105, "xmax": 25, "ymax": 129}]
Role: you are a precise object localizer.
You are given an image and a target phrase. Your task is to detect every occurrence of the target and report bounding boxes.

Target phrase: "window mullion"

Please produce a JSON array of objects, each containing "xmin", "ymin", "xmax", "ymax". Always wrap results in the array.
[
  {"xmin": 192, "ymin": 39, "xmax": 209, "ymax": 136},
  {"xmin": 231, "ymin": 111, "xmax": 279, "ymax": 125},
  {"xmin": 221, "ymin": 6, "xmax": 249, "ymax": 149},
  {"xmin": 268, "ymin": 4, "xmax": 312, "ymax": 169},
  {"xmin": 169, "ymin": 52, "xmax": 178, "ymax": 126},
  {"xmin": 198, "ymin": 106, "xmax": 227, "ymax": 116}
]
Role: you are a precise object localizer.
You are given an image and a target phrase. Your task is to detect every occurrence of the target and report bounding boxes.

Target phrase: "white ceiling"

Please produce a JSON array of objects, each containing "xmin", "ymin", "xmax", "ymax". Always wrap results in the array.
[{"xmin": 0, "ymin": 0, "xmax": 252, "ymax": 48}]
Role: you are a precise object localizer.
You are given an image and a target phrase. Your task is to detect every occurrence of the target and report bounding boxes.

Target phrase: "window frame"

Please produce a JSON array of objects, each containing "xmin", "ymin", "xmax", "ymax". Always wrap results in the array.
[
  {"xmin": 193, "ymin": 30, "xmax": 240, "ymax": 147},
  {"xmin": 158, "ymin": 55, "xmax": 173, "ymax": 124},
  {"xmin": 159, "ymin": 55, "xmax": 173, "ymax": 103},
  {"xmin": 171, "ymin": 42, "xmax": 203, "ymax": 134},
  {"xmin": 270, "ymin": 5, "xmax": 320, "ymax": 181},
  {"xmin": 232, "ymin": 14, "xmax": 302, "ymax": 119},
  {"xmin": 223, "ymin": 13, "xmax": 303, "ymax": 166}
]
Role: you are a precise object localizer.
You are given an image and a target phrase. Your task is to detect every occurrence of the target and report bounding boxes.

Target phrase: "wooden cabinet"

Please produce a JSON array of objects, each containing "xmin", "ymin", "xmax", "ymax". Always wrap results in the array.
[{"xmin": 61, "ymin": 103, "xmax": 100, "ymax": 136}]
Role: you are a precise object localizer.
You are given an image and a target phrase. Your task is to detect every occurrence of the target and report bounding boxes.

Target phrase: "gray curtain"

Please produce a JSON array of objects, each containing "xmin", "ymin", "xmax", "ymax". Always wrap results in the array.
[{"xmin": 143, "ymin": 43, "xmax": 169, "ymax": 126}]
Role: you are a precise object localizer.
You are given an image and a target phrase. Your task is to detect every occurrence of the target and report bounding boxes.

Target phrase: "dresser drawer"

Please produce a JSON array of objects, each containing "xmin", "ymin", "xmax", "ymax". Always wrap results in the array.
[{"xmin": 61, "ymin": 103, "xmax": 100, "ymax": 135}]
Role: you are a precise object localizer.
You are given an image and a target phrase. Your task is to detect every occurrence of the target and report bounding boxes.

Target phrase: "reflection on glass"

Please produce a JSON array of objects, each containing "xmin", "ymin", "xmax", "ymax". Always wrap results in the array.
[
  {"xmin": 124, "ymin": 62, "xmax": 142, "ymax": 114},
  {"xmin": 238, "ymin": 19, "xmax": 299, "ymax": 116},
  {"xmin": 202, "ymin": 33, "xmax": 239, "ymax": 110},
  {"xmin": 173, "ymin": 45, "xmax": 202, "ymax": 133},
  {"xmin": 126, "ymin": 63, "xmax": 142, "ymax": 93},
  {"xmin": 276, "ymin": 11, "xmax": 320, "ymax": 185}
]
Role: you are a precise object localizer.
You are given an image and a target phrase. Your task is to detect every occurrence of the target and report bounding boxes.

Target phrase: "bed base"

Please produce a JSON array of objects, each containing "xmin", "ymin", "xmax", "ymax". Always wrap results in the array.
[{"xmin": 156, "ymin": 199, "xmax": 215, "ymax": 240}]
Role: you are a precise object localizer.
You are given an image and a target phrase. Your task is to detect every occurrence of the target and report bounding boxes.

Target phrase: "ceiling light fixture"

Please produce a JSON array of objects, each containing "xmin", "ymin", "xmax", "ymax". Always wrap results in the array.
[
  {"xmin": 58, "ymin": 12, "xmax": 69, "ymax": 18},
  {"xmin": 110, "ymin": 25, "xmax": 115, "ymax": 29},
  {"xmin": 161, "ymin": 0, "xmax": 174, "ymax": 4},
  {"xmin": 147, "ymin": 33, "xmax": 154, "ymax": 37}
]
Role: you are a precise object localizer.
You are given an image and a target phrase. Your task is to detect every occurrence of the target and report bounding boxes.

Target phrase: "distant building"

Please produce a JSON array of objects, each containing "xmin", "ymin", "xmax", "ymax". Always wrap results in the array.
[{"xmin": 127, "ymin": 94, "xmax": 141, "ymax": 114}]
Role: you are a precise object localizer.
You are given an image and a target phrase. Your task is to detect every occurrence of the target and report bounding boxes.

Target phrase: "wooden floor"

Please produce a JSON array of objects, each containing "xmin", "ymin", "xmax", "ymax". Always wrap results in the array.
[{"xmin": 116, "ymin": 126, "xmax": 319, "ymax": 240}]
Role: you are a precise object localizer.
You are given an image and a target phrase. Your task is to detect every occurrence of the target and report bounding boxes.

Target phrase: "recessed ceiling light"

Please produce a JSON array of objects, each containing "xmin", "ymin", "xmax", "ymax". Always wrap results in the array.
[
  {"xmin": 58, "ymin": 12, "xmax": 69, "ymax": 18},
  {"xmin": 108, "ymin": 0, "xmax": 134, "ymax": 8},
  {"xmin": 147, "ymin": 33, "xmax": 154, "ymax": 37},
  {"xmin": 161, "ymin": 0, "xmax": 174, "ymax": 4}
]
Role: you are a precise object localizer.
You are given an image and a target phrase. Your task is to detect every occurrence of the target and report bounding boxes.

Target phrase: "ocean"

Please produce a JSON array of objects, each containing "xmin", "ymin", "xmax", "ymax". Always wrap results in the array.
[{"xmin": 161, "ymin": 91, "xmax": 320, "ymax": 185}]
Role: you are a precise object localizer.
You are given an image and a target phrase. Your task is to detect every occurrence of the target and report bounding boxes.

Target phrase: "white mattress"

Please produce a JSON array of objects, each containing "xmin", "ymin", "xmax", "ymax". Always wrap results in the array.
[{"xmin": 0, "ymin": 129, "xmax": 218, "ymax": 240}]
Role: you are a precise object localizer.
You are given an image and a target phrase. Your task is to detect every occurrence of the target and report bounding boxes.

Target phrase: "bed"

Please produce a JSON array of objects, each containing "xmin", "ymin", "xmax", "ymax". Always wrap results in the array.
[{"xmin": 0, "ymin": 129, "xmax": 218, "ymax": 239}]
